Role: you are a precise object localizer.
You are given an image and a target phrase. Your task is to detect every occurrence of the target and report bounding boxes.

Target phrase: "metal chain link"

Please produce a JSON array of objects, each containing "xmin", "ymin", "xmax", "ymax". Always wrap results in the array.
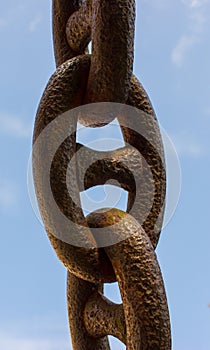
[{"xmin": 33, "ymin": 1, "xmax": 172, "ymax": 348}]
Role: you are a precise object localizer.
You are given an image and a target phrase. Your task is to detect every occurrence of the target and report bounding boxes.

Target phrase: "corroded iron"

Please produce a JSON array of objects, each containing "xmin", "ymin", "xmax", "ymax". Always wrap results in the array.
[
  {"xmin": 87, "ymin": 209, "xmax": 171, "ymax": 349},
  {"xmin": 66, "ymin": 0, "xmax": 135, "ymax": 125},
  {"xmin": 33, "ymin": 0, "xmax": 172, "ymax": 349}
]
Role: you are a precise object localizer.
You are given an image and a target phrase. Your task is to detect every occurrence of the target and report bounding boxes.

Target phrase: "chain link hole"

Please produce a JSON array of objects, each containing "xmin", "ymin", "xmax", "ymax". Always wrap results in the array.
[
  {"xmin": 77, "ymin": 119, "xmax": 129, "ymax": 216},
  {"xmin": 109, "ymin": 336, "xmax": 126, "ymax": 349},
  {"xmin": 80, "ymin": 184, "xmax": 128, "ymax": 217},
  {"xmin": 76, "ymin": 118, "xmax": 124, "ymax": 150},
  {"xmin": 88, "ymin": 41, "xmax": 92, "ymax": 53}
]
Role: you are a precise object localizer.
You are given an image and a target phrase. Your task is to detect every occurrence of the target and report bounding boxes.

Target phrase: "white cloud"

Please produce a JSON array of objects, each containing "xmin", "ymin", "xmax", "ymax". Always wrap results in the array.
[
  {"xmin": 177, "ymin": 142, "xmax": 204, "ymax": 157},
  {"xmin": 29, "ymin": 15, "xmax": 42, "ymax": 32},
  {"xmin": 171, "ymin": 35, "xmax": 198, "ymax": 66},
  {"xmin": 0, "ymin": 5, "xmax": 26, "ymax": 30},
  {"xmin": 183, "ymin": 0, "xmax": 209, "ymax": 7},
  {"xmin": 172, "ymin": 0, "xmax": 209, "ymax": 67},
  {"xmin": 0, "ymin": 333, "xmax": 69, "ymax": 350},
  {"xmin": 0, "ymin": 4, "xmax": 43, "ymax": 33},
  {"xmin": 0, "ymin": 181, "xmax": 17, "ymax": 209},
  {"xmin": 189, "ymin": 11, "xmax": 206, "ymax": 32},
  {"xmin": 170, "ymin": 133, "xmax": 207, "ymax": 157},
  {"xmin": 0, "ymin": 113, "xmax": 32, "ymax": 138}
]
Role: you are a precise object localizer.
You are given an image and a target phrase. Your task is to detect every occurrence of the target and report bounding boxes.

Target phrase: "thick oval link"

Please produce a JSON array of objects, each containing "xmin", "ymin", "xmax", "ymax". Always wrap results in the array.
[
  {"xmin": 86, "ymin": 210, "xmax": 171, "ymax": 349},
  {"xmin": 67, "ymin": 273, "xmax": 111, "ymax": 349},
  {"xmin": 52, "ymin": 0, "xmax": 82, "ymax": 66},
  {"xmin": 67, "ymin": 210, "xmax": 171, "ymax": 348},
  {"xmin": 33, "ymin": 55, "xmax": 116, "ymax": 283},
  {"xmin": 33, "ymin": 54, "xmax": 165, "ymax": 281},
  {"xmin": 66, "ymin": 0, "xmax": 92, "ymax": 54},
  {"xmin": 66, "ymin": 0, "xmax": 135, "ymax": 125}
]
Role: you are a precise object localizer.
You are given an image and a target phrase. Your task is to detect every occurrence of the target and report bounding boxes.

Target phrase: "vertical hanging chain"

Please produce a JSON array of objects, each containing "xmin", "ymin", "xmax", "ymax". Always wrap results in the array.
[{"xmin": 32, "ymin": 1, "xmax": 172, "ymax": 348}]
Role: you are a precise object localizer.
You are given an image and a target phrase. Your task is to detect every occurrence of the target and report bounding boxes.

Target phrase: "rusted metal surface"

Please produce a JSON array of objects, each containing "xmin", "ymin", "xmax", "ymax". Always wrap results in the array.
[
  {"xmin": 53, "ymin": 0, "xmax": 82, "ymax": 66},
  {"xmin": 66, "ymin": 0, "xmax": 135, "ymax": 125},
  {"xmin": 33, "ymin": 0, "xmax": 172, "ymax": 348},
  {"xmin": 84, "ymin": 291, "xmax": 126, "ymax": 344},
  {"xmin": 67, "ymin": 273, "xmax": 111, "ymax": 349},
  {"xmin": 87, "ymin": 209, "xmax": 171, "ymax": 349},
  {"xmin": 66, "ymin": 0, "xmax": 92, "ymax": 54},
  {"xmin": 33, "ymin": 55, "xmax": 116, "ymax": 283}
]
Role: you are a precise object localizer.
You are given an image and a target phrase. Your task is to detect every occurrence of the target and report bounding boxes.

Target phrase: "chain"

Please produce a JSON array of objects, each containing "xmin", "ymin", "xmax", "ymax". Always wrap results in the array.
[{"xmin": 33, "ymin": 0, "xmax": 172, "ymax": 348}]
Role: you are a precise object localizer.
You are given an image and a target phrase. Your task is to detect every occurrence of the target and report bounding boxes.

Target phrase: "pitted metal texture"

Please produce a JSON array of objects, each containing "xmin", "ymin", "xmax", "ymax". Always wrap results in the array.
[{"xmin": 33, "ymin": 1, "xmax": 172, "ymax": 349}]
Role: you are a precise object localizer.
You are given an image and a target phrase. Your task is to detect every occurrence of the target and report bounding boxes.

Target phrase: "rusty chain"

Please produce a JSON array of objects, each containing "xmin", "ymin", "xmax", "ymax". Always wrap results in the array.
[{"xmin": 33, "ymin": 0, "xmax": 172, "ymax": 348}]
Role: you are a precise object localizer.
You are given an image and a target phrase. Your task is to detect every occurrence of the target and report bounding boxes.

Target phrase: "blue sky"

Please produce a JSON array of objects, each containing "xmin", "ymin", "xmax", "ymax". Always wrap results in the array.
[{"xmin": 0, "ymin": 0, "xmax": 210, "ymax": 349}]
